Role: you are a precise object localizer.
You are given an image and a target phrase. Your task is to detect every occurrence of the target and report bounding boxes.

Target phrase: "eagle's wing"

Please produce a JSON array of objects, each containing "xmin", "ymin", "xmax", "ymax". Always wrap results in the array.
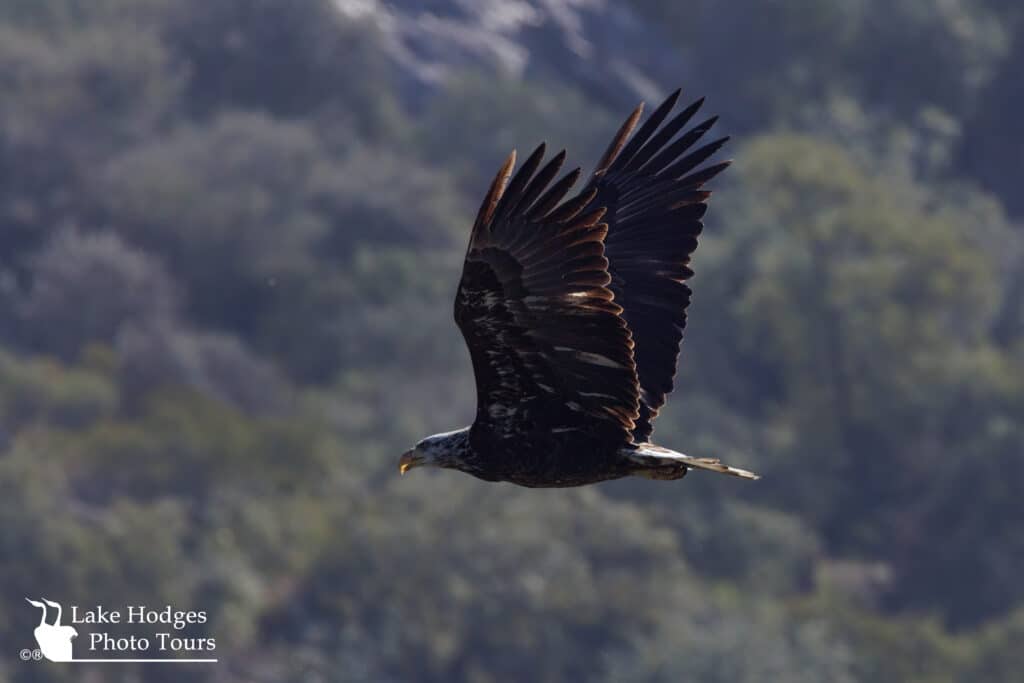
[
  {"xmin": 455, "ymin": 145, "xmax": 640, "ymax": 443},
  {"xmin": 582, "ymin": 89, "xmax": 729, "ymax": 441}
]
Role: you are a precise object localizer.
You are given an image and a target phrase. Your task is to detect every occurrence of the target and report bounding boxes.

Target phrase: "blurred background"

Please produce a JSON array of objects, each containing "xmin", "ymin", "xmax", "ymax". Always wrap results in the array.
[{"xmin": 0, "ymin": 0, "xmax": 1022, "ymax": 681}]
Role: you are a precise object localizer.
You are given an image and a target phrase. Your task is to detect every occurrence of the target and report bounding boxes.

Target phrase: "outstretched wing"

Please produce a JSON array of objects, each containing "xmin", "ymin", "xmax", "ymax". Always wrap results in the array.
[
  {"xmin": 455, "ymin": 145, "xmax": 640, "ymax": 444},
  {"xmin": 582, "ymin": 89, "xmax": 730, "ymax": 442}
]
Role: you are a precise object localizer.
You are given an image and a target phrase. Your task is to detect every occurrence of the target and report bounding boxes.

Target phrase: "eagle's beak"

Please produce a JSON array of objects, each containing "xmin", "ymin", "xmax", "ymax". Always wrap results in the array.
[{"xmin": 398, "ymin": 449, "xmax": 423, "ymax": 475}]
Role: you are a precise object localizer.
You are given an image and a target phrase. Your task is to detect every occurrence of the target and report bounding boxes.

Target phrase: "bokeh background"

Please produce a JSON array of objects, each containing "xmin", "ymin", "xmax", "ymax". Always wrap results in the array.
[{"xmin": 1, "ymin": 1, "xmax": 1022, "ymax": 681}]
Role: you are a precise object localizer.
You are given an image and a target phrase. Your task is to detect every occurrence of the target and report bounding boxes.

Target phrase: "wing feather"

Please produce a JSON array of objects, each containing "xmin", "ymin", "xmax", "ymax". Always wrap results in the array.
[
  {"xmin": 456, "ymin": 147, "xmax": 640, "ymax": 445},
  {"xmin": 456, "ymin": 89, "xmax": 729, "ymax": 448},
  {"xmin": 527, "ymin": 167, "xmax": 583, "ymax": 220},
  {"xmin": 582, "ymin": 91, "xmax": 730, "ymax": 441}
]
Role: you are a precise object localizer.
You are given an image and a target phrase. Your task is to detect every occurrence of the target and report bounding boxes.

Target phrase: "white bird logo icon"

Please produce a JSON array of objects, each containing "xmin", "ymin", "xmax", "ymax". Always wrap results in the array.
[{"xmin": 26, "ymin": 598, "xmax": 78, "ymax": 662}]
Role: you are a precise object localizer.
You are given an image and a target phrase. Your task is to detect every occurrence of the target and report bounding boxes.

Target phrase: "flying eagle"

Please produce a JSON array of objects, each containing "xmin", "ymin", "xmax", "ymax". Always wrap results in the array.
[{"xmin": 400, "ymin": 88, "xmax": 758, "ymax": 487}]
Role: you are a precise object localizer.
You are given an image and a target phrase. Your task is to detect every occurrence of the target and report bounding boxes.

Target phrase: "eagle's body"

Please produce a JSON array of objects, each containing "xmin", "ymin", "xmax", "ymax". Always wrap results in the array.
[
  {"xmin": 426, "ymin": 427, "xmax": 636, "ymax": 488},
  {"xmin": 401, "ymin": 89, "xmax": 758, "ymax": 487}
]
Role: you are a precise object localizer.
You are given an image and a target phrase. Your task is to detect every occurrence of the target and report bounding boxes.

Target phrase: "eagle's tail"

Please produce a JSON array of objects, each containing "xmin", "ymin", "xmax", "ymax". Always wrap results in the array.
[{"xmin": 631, "ymin": 443, "xmax": 760, "ymax": 480}]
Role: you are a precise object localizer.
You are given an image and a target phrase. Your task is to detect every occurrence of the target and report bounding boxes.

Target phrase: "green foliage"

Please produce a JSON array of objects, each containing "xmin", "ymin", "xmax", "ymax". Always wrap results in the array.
[
  {"xmin": 162, "ymin": 0, "xmax": 403, "ymax": 133},
  {"xmin": 0, "ymin": 1, "xmax": 1022, "ymax": 681},
  {"xmin": 957, "ymin": 27, "xmax": 1024, "ymax": 215},
  {"xmin": 606, "ymin": 602, "xmax": 859, "ymax": 683},
  {"xmin": 0, "ymin": 348, "xmax": 118, "ymax": 431},
  {"xmin": 682, "ymin": 133, "xmax": 1022, "ymax": 624},
  {"xmin": 17, "ymin": 228, "xmax": 179, "ymax": 359},
  {"xmin": 638, "ymin": 0, "xmax": 1009, "ymax": 134},
  {"xmin": 419, "ymin": 72, "xmax": 617, "ymax": 191}
]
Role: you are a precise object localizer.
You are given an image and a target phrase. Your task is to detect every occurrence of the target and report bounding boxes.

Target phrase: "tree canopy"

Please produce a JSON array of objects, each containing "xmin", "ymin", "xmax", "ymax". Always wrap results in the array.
[{"xmin": 1, "ymin": 1, "xmax": 1022, "ymax": 681}]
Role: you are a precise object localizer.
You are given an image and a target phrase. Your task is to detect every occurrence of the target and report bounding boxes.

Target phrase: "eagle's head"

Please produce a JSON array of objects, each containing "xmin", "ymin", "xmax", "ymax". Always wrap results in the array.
[{"xmin": 399, "ymin": 427, "xmax": 476, "ymax": 475}]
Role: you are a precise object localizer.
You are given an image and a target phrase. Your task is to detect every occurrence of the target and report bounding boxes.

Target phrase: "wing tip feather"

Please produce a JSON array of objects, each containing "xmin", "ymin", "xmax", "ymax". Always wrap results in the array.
[{"xmin": 473, "ymin": 149, "xmax": 518, "ymax": 234}]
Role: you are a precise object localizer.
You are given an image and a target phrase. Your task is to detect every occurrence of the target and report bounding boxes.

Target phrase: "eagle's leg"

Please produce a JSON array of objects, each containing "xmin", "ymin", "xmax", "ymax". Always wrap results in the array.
[{"xmin": 634, "ymin": 462, "xmax": 690, "ymax": 480}]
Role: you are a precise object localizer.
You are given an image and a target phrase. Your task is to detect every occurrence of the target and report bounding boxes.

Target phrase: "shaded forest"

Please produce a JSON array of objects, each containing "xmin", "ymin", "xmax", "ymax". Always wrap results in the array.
[{"xmin": 0, "ymin": 1, "xmax": 1022, "ymax": 681}]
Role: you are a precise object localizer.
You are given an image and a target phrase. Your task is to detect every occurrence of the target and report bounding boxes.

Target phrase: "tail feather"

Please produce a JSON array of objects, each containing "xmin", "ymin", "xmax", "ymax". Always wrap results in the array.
[
  {"xmin": 679, "ymin": 456, "xmax": 760, "ymax": 480},
  {"xmin": 632, "ymin": 443, "xmax": 760, "ymax": 480}
]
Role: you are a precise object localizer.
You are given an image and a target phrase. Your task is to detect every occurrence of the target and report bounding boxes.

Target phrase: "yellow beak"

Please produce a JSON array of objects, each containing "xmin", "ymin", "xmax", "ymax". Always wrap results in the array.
[{"xmin": 398, "ymin": 449, "xmax": 421, "ymax": 475}]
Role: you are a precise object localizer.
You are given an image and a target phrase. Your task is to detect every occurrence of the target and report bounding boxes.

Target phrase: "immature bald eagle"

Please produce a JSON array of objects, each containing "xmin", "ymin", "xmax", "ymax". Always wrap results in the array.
[{"xmin": 400, "ymin": 89, "xmax": 758, "ymax": 487}]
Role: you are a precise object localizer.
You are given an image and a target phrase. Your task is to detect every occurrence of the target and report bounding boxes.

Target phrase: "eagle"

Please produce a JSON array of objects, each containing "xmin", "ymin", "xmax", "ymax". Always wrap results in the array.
[{"xmin": 400, "ymin": 88, "xmax": 758, "ymax": 487}]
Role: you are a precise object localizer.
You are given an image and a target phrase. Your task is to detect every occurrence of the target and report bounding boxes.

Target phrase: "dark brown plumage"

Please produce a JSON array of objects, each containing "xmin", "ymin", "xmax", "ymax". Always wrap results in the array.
[{"xmin": 400, "ymin": 88, "xmax": 758, "ymax": 486}]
